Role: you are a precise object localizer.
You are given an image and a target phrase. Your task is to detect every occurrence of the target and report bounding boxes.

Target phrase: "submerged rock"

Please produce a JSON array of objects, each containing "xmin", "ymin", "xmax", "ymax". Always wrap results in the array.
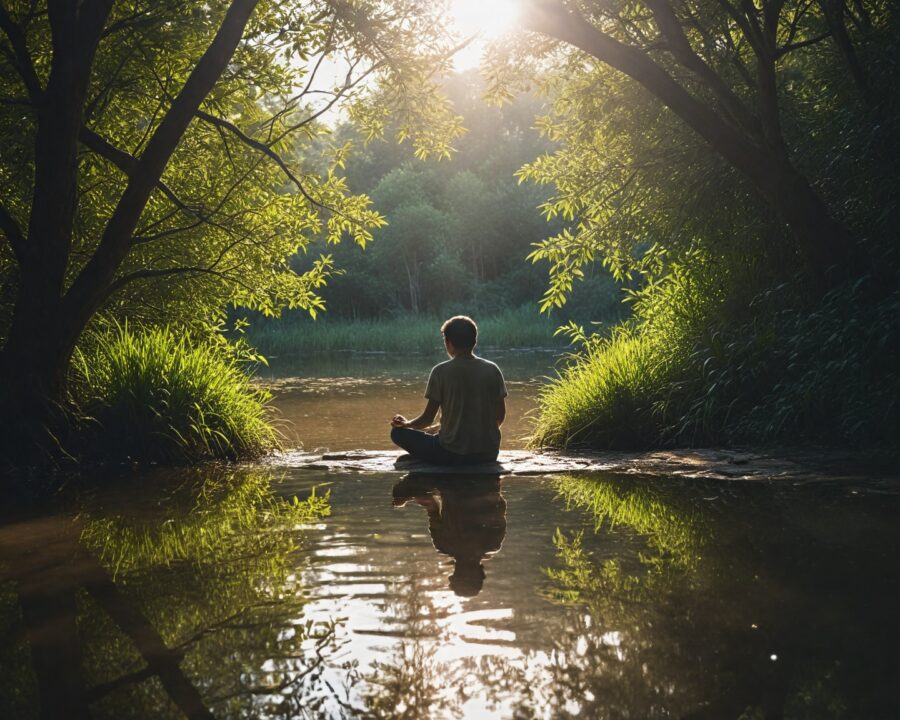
[{"xmin": 266, "ymin": 448, "xmax": 898, "ymax": 483}]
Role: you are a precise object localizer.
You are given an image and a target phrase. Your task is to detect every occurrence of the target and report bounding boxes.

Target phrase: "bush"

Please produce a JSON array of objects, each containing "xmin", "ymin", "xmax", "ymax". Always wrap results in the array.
[
  {"xmin": 530, "ymin": 269, "xmax": 900, "ymax": 451},
  {"xmin": 71, "ymin": 325, "xmax": 278, "ymax": 463}
]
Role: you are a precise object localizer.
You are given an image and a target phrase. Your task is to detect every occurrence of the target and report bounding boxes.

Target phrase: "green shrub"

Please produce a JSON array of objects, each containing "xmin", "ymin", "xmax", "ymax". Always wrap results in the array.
[
  {"xmin": 71, "ymin": 325, "xmax": 278, "ymax": 463},
  {"xmin": 531, "ymin": 269, "xmax": 900, "ymax": 450}
]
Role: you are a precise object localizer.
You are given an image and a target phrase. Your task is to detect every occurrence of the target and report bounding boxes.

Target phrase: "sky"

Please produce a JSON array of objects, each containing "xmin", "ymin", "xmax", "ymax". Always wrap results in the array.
[
  {"xmin": 448, "ymin": 0, "xmax": 522, "ymax": 70},
  {"xmin": 293, "ymin": 0, "xmax": 523, "ymax": 125}
]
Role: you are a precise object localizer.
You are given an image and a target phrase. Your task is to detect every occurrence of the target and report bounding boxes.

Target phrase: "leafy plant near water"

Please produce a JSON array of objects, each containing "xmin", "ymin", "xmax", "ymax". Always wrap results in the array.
[
  {"xmin": 71, "ymin": 324, "xmax": 278, "ymax": 463},
  {"xmin": 530, "ymin": 259, "xmax": 723, "ymax": 449},
  {"xmin": 531, "ymin": 266, "xmax": 900, "ymax": 450}
]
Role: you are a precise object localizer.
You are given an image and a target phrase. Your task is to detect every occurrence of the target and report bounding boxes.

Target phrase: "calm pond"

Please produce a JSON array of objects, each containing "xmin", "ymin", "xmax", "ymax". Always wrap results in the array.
[{"xmin": 1, "ymin": 351, "xmax": 898, "ymax": 719}]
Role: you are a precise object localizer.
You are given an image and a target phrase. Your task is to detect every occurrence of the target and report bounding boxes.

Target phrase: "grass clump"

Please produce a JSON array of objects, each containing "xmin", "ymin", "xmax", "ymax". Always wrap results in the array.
[
  {"xmin": 531, "ymin": 264, "xmax": 708, "ymax": 450},
  {"xmin": 531, "ymin": 266, "xmax": 900, "ymax": 451},
  {"xmin": 71, "ymin": 324, "xmax": 278, "ymax": 463},
  {"xmin": 246, "ymin": 305, "xmax": 567, "ymax": 354}
]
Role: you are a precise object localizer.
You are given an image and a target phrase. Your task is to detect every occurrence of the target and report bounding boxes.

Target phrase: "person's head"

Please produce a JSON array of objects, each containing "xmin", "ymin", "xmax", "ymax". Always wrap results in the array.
[
  {"xmin": 449, "ymin": 557, "xmax": 486, "ymax": 597},
  {"xmin": 441, "ymin": 315, "xmax": 477, "ymax": 357}
]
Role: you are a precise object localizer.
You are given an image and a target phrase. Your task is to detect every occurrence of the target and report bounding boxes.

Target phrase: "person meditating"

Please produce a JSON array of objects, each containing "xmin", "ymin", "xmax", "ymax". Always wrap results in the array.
[{"xmin": 390, "ymin": 315, "xmax": 507, "ymax": 465}]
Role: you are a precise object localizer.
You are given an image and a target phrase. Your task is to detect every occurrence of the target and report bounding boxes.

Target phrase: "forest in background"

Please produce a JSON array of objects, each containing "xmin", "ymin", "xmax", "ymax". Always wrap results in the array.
[{"xmin": 246, "ymin": 71, "xmax": 627, "ymax": 353}]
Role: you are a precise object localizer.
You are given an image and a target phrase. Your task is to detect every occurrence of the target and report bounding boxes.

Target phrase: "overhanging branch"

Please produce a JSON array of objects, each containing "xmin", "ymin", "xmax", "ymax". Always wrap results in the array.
[
  {"xmin": 0, "ymin": 2, "xmax": 42, "ymax": 101},
  {"xmin": 0, "ymin": 199, "xmax": 25, "ymax": 264},
  {"xmin": 193, "ymin": 108, "xmax": 333, "ymax": 213},
  {"xmin": 78, "ymin": 126, "xmax": 203, "ymax": 221}
]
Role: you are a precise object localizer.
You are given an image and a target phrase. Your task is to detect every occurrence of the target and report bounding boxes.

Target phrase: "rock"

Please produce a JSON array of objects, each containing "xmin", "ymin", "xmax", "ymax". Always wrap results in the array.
[{"xmin": 263, "ymin": 447, "xmax": 899, "ymax": 483}]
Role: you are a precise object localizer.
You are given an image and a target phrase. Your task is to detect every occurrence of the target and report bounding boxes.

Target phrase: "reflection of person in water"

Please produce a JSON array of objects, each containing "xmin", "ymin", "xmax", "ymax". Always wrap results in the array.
[{"xmin": 392, "ymin": 474, "xmax": 507, "ymax": 597}]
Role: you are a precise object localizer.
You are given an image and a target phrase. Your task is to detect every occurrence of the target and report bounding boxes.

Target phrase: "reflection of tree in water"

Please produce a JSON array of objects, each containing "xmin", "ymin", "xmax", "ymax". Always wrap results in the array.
[
  {"xmin": 0, "ymin": 467, "xmax": 347, "ymax": 719},
  {"xmin": 392, "ymin": 473, "xmax": 506, "ymax": 598},
  {"xmin": 353, "ymin": 573, "xmax": 465, "ymax": 720},
  {"xmin": 522, "ymin": 473, "xmax": 899, "ymax": 720}
]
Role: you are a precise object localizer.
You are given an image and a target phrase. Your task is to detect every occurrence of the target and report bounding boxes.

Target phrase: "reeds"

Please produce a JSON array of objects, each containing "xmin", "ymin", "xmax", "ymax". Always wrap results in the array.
[{"xmin": 246, "ymin": 306, "xmax": 566, "ymax": 355}]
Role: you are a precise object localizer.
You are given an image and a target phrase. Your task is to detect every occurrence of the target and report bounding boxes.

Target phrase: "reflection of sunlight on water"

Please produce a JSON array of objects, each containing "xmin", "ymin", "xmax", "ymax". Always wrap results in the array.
[{"xmin": 297, "ymin": 542, "xmax": 603, "ymax": 718}]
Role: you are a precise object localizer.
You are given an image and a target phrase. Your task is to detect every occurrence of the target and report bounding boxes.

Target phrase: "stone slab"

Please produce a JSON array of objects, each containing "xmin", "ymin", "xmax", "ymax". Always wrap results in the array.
[{"xmin": 265, "ymin": 448, "xmax": 900, "ymax": 483}]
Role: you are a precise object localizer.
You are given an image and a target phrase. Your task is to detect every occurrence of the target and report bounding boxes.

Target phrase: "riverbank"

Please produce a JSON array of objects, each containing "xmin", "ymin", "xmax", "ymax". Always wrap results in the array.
[
  {"xmin": 267, "ymin": 446, "xmax": 900, "ymax": 483},
  {"xmin": 245, "ymin": 306, "xmax": 569, "ymax": 354}
]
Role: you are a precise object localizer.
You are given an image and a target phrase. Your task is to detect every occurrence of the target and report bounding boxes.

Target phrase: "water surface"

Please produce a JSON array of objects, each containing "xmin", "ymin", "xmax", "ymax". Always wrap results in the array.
[
  {"xmin": 258, "ymin": 350, "xmax": 554, "ymax": 451},
  {"xmin": 1, "ymin": 353, "xmax": 898, "ymax": 719}
]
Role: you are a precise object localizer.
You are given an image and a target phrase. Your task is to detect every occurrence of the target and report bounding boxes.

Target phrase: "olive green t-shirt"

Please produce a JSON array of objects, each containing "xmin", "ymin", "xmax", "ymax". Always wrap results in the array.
[{"xmin": 425, "ymin": 356, "xmax": 508, "ymax": 456}]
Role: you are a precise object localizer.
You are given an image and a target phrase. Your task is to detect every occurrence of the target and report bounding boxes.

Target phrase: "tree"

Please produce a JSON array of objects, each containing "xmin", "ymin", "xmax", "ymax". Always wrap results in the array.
[
  {"xmin": 0, "ymin": 0, "xmax": 462, "ymax": 461},
  {"xmin": 490, "ymin": 0, "xmax": 894, "ymax": 295}
]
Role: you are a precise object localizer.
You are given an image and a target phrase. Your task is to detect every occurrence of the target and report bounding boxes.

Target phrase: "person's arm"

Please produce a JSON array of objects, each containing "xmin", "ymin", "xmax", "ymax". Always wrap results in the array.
[
  {"xmin": 497, "ymin": 366, "xmax": 508, "ymax": 427},
  {"xmin": 391, "ymin": 398, "xmax": 441, "ymax": 430}
]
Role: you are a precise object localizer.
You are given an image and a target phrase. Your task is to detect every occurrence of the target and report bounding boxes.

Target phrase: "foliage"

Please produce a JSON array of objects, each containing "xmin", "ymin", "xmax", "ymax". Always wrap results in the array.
[
  {"xmin": 531, "ymin": 266, "xmax": 900, "ymax": 449},
  {"xmin": 70, "ymin": 323, "xmax": 278, "ymax": 463},
  {"xmin": 498, "ymin": 0, "xmax": 900, "ymax": 450},
  {"xmin": 0, "ymin": 0, "xmax": 475, "ymax": 464},
  {"xmin": 248, "ymin": 305, "xmax": 567, "ymax": 354},
  {"xmin": 280, "ymin": 70, "xmax": 626, "ymax": 324}
]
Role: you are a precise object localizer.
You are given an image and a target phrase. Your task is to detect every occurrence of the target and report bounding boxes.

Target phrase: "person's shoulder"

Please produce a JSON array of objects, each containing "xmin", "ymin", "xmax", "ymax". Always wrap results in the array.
[
  {"xmin": 430, "ymin": 359, "xmax": 453, "ymax": 373},
  {"xmin": 475, "ymin": 357, "xmax": 503, "ymax": 373}
]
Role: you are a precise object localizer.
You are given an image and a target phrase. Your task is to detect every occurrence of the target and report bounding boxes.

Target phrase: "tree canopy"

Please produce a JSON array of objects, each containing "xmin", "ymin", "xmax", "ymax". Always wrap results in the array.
[
  {"xmin": 0, "ymin": 0, "xmax": 463, "ymax": 459},
  {"xmin": 485, "ymin": 0, "xmax": 898, "ymax": 307}
]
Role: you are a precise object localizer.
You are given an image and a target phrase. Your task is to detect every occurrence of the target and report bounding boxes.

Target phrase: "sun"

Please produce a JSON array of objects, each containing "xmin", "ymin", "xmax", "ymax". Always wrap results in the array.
[
  {"xmin": 449, "ymin": 0, "xmax": 521, "ymax": 69},
  {"xmin": 450, "ymin": 0, "xmax": 521, "ymax": 41}
]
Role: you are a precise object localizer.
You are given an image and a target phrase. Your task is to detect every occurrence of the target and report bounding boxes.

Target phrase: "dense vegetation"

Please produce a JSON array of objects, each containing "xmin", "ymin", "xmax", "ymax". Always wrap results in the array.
[
  {"xmin": 506, "ymin": 0, "xmax": 900, "ymax": 450},
  {"xmin": 1, "ymin": 0, "xmax": 897, "ymax": 463},
  {"xmin": 71, "ymin": 324, "xmax": 277, "ymax": 463},
  {"xmin": 250, "ymin": 306, "xmax": 566, "ymax": 354},
  {"xmin": 0, "ymin": 0, "xmax": 464, "ymax": 463}
]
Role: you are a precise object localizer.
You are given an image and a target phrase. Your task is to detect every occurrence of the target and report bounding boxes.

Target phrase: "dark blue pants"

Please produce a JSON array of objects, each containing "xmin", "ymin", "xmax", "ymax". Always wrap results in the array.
[{"xmin": 390, "ymin": 427, "xmax": 497, "ymax": 465}]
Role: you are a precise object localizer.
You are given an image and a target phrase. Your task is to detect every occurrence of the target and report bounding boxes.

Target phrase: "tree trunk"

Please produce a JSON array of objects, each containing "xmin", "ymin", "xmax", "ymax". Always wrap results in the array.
[
  {"xmin": 0, "ymin": 274, "xmax": 80, "ymax": 464},
  {"xmin": 750, "ymin": 151, "xmax": 866, "ymax": 286},
  {"xmin": 0, "ymin": 332, "xmax": 77, "ymax": 465},
  {"xmin": 1, "ymin": 0, "xmax": 260, "ymax": 465}
]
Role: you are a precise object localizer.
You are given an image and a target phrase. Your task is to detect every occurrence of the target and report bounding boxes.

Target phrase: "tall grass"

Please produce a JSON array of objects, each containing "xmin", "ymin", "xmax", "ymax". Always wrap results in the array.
[
  {"xmin": 531, "ymin": 265, "xmax": 708, "ymax": 449},
  {"xmin": 71, "ymin": 324, "xmax": 278, "ymax": 463},
  {"xmin": 246, "ymin": 305, "xmax": 566, "ymax": 354},
  {"xmin": 531, "ymin": 270, "xmax": 900, "ymax": 450}
]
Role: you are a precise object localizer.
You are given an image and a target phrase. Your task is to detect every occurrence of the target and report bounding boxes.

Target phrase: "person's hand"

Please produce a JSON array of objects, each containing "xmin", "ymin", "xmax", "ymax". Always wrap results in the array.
[{"xmin": 391, "ymin": 414, "xmax": 409, "ymax": 428}]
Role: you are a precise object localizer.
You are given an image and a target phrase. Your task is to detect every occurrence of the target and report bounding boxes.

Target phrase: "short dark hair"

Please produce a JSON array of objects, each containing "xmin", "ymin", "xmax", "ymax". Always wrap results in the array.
[{"xmin": 441, "ymin": 315, "xmax": 477, "ymax": 350}]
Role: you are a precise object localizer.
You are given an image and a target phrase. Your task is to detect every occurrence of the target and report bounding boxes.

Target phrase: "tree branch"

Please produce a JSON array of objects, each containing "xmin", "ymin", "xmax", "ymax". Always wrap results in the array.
[
  {"xmin": 78, "ymin": 126, "xmax": 202, "ymax": 221},
  {"xmin": 64, "ymin": 0, "xmax": 261, "ymax": 326},
  {"xmin": 105, "ymin": 264, "xmax": 251, "ymax": 299},
  {"xmin": 0, "ymin": 2, "xmax": 42, "ymax": 101},
  {"xmin": 0, "ymin": 199, "xmax": 26, "ymax": 264},
  {"xmin": 522, "ymin": 1, "xmax": 766, "ymax": 178},
  {"xmin": 643, "ymin": 0, "xmax": 761, "ymax": 136},
  {"xmin": 193, "ymin": 108, "xmax": 333, "ymax": 213},
  {"xmin": 777, "ymin": 30, "xmax": 831, "ymax": 57}
]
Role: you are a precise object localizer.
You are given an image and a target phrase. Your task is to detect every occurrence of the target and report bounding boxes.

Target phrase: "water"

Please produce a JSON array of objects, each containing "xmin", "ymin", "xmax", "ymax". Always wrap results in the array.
[
  {"xmin": 257, "ymin": 350, "xmax": 554, "ymax": 451},
  {"xmin": 1, "ymin": 353, "xmax": 898, "ymax": 719}
]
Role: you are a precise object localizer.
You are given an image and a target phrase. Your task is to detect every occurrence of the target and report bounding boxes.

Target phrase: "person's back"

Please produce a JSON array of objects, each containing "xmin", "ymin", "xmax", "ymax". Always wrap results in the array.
[
  {"xmin": 389, "ymin": 315, "xmax": 507, "ymax": 465},
  {"xmin": 425, "ymin": 355, "xmax": 505, "ymax": 456}
]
